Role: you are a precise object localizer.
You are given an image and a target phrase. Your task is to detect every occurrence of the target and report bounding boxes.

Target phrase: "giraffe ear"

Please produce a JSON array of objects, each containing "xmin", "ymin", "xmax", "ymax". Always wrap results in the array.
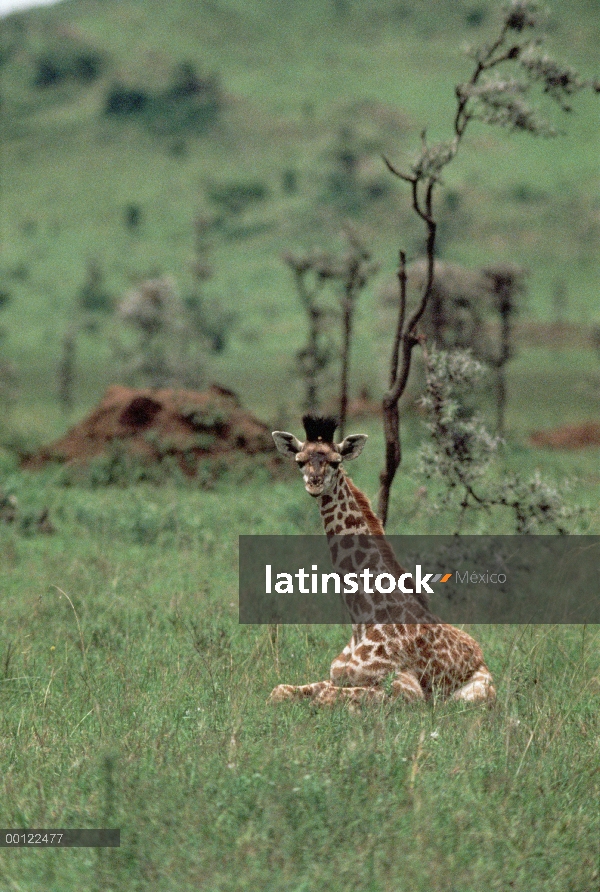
[
  {"xmin": 272, "ymin": 431, "xmax": 304, "ymax": 457},
  {"xmin": 336, "ymin": 434, "xmax": 368, "ymax": 460}
]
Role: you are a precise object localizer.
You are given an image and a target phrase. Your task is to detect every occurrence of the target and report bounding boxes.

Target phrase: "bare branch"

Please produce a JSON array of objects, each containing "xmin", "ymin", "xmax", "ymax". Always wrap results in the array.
[
  {"xmin": 389, "ymin": 251, "xmax": 407, "ymax": 389},
  {"xmin": 382, "ymin": 155, "xmax": 414, "ymax": 183}
]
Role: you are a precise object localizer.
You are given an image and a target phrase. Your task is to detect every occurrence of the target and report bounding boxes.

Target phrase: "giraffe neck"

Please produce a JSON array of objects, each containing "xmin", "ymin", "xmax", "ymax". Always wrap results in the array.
[
  {"xmin": 317, "ymin": 470, "xmax": 371, "ymax": 536},
  {"xmin": 316, "ymin": 470, "xmax": 434, "ymax": 623}
]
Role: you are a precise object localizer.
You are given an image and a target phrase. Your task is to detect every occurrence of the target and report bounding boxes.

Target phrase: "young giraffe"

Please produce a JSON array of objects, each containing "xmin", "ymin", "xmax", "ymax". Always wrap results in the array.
[{"xmin": 269, "ymin": 415, "xmax": 495, "ymax": 706}]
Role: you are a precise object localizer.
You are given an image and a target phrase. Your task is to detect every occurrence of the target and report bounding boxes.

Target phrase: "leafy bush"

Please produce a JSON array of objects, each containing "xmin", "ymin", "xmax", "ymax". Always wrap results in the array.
[
  {"xmin": 418, "ymin": 347, "xmax": 584, "ymax": 533},
  {"xmin": 465, "ymin": 6, "xmax": 487, "ymax": 27}
]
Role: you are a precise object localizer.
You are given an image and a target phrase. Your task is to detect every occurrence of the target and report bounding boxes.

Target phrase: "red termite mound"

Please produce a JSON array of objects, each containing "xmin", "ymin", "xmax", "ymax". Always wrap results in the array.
[
  {"xmin": 21, "ymin": 384, "xmax": 275, "ymax": 475},
  {"xmin": 529, "ymin": 422, "xmax": 600, "ymax": 450}
]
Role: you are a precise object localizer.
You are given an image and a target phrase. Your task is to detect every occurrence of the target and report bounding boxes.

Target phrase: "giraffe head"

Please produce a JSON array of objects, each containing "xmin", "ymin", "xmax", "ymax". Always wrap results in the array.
[{"xmin": 272, "ymin": 415, "xmax": 367, "ymax": 496}]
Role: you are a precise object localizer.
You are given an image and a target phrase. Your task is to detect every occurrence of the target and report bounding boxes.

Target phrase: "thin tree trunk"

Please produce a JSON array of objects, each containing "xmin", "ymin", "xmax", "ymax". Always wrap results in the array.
[
  {"xmin": 339, "ymin": 257, "xmax": 361, "ymax": 439},
  {"xmin": 338, "ymin": 298, "xmax": 350, "ymax": 438}
]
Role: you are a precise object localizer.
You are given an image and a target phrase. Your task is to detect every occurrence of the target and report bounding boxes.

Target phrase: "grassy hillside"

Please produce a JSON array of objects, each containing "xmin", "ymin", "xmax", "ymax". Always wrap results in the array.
[{"xmin": 0, "ymin": 0, "xmax": 599, "ymax": 439}]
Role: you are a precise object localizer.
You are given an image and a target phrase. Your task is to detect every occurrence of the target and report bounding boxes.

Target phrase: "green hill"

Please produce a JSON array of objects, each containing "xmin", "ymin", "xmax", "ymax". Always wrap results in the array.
[{"xmin": 0, "ymin": 0, "xmax": 599, "ymax": 436}]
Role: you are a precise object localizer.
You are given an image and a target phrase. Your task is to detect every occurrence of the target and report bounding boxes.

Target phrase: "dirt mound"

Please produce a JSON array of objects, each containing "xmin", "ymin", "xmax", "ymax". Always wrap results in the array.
[
  {"xmin": 529, "ymin": 422, "xmax": 600, "ymax": 450},
  {"xmin": 22, "ymin": 384, "xmax": 276, "ymax": 476}
]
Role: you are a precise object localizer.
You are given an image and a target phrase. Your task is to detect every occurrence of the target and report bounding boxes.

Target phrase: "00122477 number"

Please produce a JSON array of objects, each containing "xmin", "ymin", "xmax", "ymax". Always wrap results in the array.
[{"xmin": 3, "ymin": 831, "xmax": 63, "ymax": 845}]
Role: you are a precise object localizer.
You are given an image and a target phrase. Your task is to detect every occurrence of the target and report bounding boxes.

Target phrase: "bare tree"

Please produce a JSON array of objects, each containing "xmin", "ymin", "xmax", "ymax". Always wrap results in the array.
[
  {"xmin": 481, "ymin": 263, "xmax": 527, "ymax": 438},
  {"xmin": 184, "ymin": 215, "xmax": 236, "ymax": 354},
  {"xmin": 377, "ymin": 0, "xmax": 594, "ymax": 526},
  {"xmin": 335, "ymin": 229, "xmax": 378, "ymax": 437},
  {"xmin": 284, "ymin": 230, "xmax": 377, "ymax": 427},
  {"xmin": 0, "ymin": 291, "xmax": 16, "ymax": 420},
  {"xmin": 283, "ymin": 250, "xmax": 337, "ymax": 414},
  {"xmin": 58, "ymin": 326, "xmax": 76, "ymax": 412}
]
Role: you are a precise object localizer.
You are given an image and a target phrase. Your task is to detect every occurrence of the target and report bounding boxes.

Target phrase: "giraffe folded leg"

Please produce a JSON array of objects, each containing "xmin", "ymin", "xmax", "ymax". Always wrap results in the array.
[
  {"xmin": 390, "ymin": 671, "xmax": 426, "ymax": 702},
  {"xmin": 451, "ymin": 667, "xmax": 496, "ymax": 703},
  {"xmin": 268, "ymin": 681, "xmax": 333, "ymax": 703},
  {"xmin": 268, "ymin": 680, "xmax": 385, "ymax": 706},
  {"xmin": 316, "ymin": 684, "xmax": 386, "ymax": 706}
]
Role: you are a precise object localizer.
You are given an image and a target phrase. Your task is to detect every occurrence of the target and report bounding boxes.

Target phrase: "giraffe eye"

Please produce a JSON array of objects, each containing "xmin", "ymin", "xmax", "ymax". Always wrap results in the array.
[
  {"xmin": 297, "ymin": 460, "xmax": 307, "ymax": 469},
  {"xmin": 330, "ymin": 460, "xmax": 341, "ymax": 468}
]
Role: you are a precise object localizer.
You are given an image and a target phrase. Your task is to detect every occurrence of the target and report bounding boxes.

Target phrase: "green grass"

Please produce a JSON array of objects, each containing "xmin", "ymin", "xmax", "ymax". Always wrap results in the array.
[{"xmin": 0, "ymin": 468, "xmax": 598, "ymax": 891}]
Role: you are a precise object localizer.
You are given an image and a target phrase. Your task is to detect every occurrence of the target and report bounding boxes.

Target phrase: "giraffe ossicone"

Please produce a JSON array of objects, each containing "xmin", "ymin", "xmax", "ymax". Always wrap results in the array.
[{"xmin": 269, "ymin": 414, "xmax": 496, "ymax": 706}]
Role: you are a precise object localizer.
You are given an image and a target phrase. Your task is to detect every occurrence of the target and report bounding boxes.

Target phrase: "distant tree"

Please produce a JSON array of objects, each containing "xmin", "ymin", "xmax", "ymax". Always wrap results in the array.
[
  {"xmin": 377, "ymin": 0, "xmax": 597, "ymax": 526},
  {"xmin": 481, "ymin": 262, "xmax": 527, "ymax": 438},
  {"xmin": 284, "ymin": 229, "xmax": 378, "ymax": 426},
  {"xmin": 104, "ymin": 64, "xmax": 223, "ymax": 135},
  {"xmin": 184, "ymin": 215, "xmax": 236, "ymax": 354},
  {"xmin": 334, "ymin": 228, "xmax": 379, "ymax": 437},
  {"xmin": 116, "ymin": 277, "xmax": 205, "ymax": 389},
  {"xmin": 0, "ymin": 290, "xmax": 16, "ymax": 416},
  {"xmin": 283, "ymin": 250, "xmax": 337, "ymax": 414},
  {"xmin": 380, "ymin": 258, "xmax": 527, "ymax": 437},
  {"xmin": 78, "ymin": 258, "xmax": 112, "ymax": 313},
  {"xmin": 104, "ymin": 85, "xmax": 148, "ymax": 116},
  {"xmin": 124, "ymin": 204, "xmax": 142, "ymax": 231}
]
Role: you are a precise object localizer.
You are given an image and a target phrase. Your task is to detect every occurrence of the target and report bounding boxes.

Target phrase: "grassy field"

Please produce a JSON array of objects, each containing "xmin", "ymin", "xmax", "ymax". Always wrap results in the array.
[
  {"xmin": 0, "ymin": 461, "xmax": 598, "ymax": 891},
  {"xmin": 0, "ymin": 0, "xmax": 599, "ymax": 888}
]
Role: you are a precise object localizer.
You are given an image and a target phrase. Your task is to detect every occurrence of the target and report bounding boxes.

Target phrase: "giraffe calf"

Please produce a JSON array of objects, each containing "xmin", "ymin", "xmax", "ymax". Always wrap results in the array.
[{"xmin": 269, "ymin": 416, "xmax": 496, "ymax": 709}]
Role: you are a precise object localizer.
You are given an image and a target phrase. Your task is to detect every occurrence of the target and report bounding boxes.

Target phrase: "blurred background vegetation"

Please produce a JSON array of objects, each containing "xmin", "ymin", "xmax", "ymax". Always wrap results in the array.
[{"xmin": 0, "ymin": 0, "xmax": 598, "ymax": 451}]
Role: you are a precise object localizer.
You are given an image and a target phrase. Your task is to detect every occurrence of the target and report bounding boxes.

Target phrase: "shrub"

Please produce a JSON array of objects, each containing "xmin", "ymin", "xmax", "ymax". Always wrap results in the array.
[
  {"xmin": 465, "ymin": 6, "xmax": 487, "ymax": 27},
  {"xmin": 104, "ymin": 85, "xmax": 148, "ymax": 116},
  {"xmin": 33, "ymin": 50, "xmax": 103, "ymax": 88},
  {"xmin": 168, "ymin": 62, "xmax": 215, "ymax": 100},
  {"xmin": 207, "ymin": 182, "xmax": 270, "ymax": 215},
  {"xmin": 281, "ymin": 168, "xmax": 298, "ymax": 194},
  {"xmin": 78, "ymin": 260, "xmax": 112, "ymax": 313},
  {"xmin": 71, "ymin": 52, "xmax": 102, "ymax": 83},
  {"xmin": 418, "ymin": 347, "xmax": 583, "ymax": 533},
  {"xmin": 103, "ymin": 64, "xmax": 223, "ymax": 135},
  {"xmin": 183, "ymin": 293, "xmax": 236, "ymax": 353},
  {"xmin": 124, "ymin": 204, "xmax": 142, "ymax": 230},
  {"xmin": 33, "ymin": 57, "xmax": 63, "ymax": 87}
]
